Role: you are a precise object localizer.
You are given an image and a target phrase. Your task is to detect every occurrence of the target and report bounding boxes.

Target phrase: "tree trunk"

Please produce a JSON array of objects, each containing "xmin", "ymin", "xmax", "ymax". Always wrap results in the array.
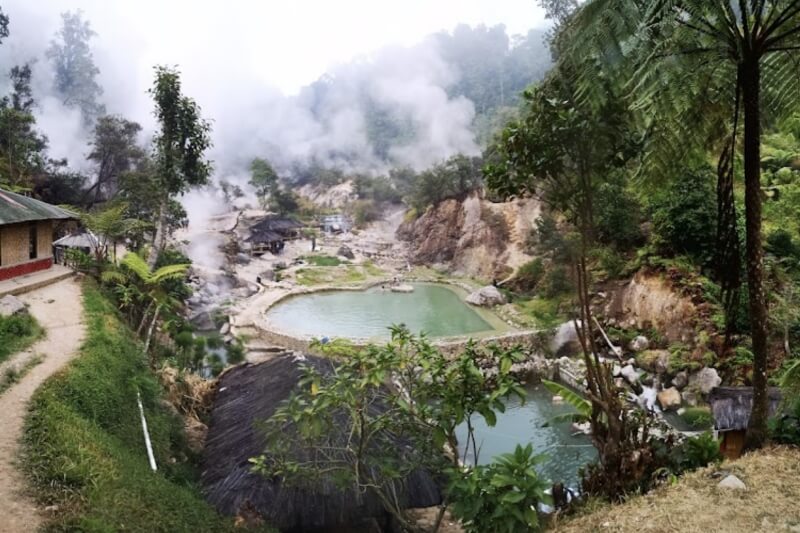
[
  {"xmin": 147, "ymin": 200, "xmax": 168, "ymax": 270},
  {"xmin": 741, "ymin": 58, "xmax": 769, "ymax": 450}
]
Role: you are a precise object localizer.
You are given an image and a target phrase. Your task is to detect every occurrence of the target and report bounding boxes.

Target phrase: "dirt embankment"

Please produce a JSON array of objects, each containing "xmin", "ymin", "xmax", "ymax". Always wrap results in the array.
[{"xmin": 397, "ymin": 193, "xmax": 540, "ymax": 280}]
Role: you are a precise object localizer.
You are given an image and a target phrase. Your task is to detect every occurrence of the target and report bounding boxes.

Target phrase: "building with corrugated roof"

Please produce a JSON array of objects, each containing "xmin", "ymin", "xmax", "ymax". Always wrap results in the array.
[{"xmin": 0, "ymin": 188, "xmax": 75, "ymax": 281}]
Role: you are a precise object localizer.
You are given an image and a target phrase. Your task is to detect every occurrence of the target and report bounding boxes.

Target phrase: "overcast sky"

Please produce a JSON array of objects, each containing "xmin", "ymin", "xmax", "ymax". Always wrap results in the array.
[{"xmin": 4, "ymin": 0, "xmax": 548, "ymax": 95}]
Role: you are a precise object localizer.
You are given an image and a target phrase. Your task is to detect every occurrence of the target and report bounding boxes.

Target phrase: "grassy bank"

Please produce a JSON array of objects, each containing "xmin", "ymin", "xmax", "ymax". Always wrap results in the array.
[
  {"xmin": 21, "ymin": 281, "xmax": 247, "ymax": 532},
  {"xmin": 553, "ymin": 446, "xmax": 800, "ymax": 532},
  {"xmin": 0, "ymin": 312, "xmax": 43, "ymax": 364}
]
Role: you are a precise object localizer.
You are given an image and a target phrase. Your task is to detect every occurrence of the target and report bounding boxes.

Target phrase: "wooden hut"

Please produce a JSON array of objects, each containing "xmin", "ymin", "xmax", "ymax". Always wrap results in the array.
[
  {"xmin": 0, "ymin": 188, "xmax": 75, "ymax": 281},
  {"xmin": 246, "ymin": 228, "xmax": 285, "ymax": 256},
  {"xmin": 251, "ymin": 215, "xmax": 305, "ymax": 240},
  {"xmin": 708, "ymin": 386, "xmax": 782, "ymax": 460},
  {"xmin": 201, "ymin": 354, "xmax": 441, "ymax": 532}
]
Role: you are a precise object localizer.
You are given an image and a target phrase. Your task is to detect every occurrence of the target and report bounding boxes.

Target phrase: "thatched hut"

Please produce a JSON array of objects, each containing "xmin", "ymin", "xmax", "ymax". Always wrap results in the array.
[
  {"xmin": 708, "ymin": 386, "xmax": 782, "ymax": 459},
  {"xmin": 201, "ymin": 354, "xmax": 441, "ymax": 532}
]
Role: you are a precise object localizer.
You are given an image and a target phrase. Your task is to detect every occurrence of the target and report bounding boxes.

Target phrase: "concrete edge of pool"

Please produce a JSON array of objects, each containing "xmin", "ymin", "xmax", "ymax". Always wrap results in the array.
[{"xmin": 251, "ymin": 278, "xmax": 541, "ymax": 354}]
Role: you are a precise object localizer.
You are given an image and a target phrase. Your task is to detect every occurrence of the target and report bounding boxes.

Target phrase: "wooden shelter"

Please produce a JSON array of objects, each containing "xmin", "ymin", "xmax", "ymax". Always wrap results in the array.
[
  {"xmin": 201, "ymin": 354, "xmax": 441, "ymax": 532},
  {"xmin": 0, "ymin": 188, "xmax": 75, "ymax": 281},
  {"xmin": 247, "ymin": 215, "xmax": 305, "ymax": 256},
  {"xmin": 708, "ymin": 386, "xmax": 782, "ymax": 459}
]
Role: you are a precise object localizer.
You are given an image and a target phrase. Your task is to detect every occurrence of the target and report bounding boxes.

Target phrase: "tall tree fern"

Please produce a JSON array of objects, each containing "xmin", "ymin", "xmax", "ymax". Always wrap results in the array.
[{"xmin": 569, "ymin": 0, "xmax": 800, "ymax": 449}]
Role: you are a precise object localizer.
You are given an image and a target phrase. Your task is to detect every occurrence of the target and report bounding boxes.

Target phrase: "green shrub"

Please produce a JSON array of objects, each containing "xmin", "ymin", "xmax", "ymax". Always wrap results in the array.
[
  {"xmin": 226, "ymin": 342, "xmax": 245, "ymax": 365},
  {"xmin": 766, "ymin": 229, "xmax": 798, "ymax": 258},
  {"xmin": 594, "ymin": 172, "xmax": 644, "ymax": 249},
  {"xmin": 21, "ymin": 281, "xmax": 248, "ymax": 532},
  {"xmin": 769, "ymin": 398, "xmax": 800, "ymax": 445},
  {"xmin": 594, "ymin": 246, "xmax": 626, "ymax": 279},
  {"xmin": 0, "ymin": 312, "xmax": 42, "ymax": 364},
  {"xmin": 671, "ymin": 431, "xmax": 723, "ymax": 472},
  {"xmin": 649, "ymin": 167, "xmax": 717, "ymax": 264},
  {"xmin": 514, "ymin": 259, "xmax": 545, "ymax": 292},
  {"xmin": 679, "ymin": 407, "xmax": 714, "ymax": 430},
  {"xmin": 541, "ymin": 265, "xmax": 572, "ymax": 298},
  {"xmin": 449, "ymin": 444, "xmax": 551, "ymax": 533}
]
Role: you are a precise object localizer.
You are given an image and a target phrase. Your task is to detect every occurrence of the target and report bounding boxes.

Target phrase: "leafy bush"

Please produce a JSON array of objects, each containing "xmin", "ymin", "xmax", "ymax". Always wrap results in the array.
[
  {"xmin": 766, "ymin": 228, "xmax": 798, "ymax": 258},
  {"xmin": 593, "ymin": 246, "xmax": 626, "ymax": 279},
  {"xmin": 679, "ymin": 407, "xmax": 714, "ymax": 430},
  {"xmin": 541, "ymin": 265, "xmax": 572, "ymax": 298},
  {"xmin": 671, "ymin": 432, "xmax": 723, "ymax": 472},
  {"xmin": 769, "ymin": 398, "xmax": 800, "ymax": 445},
  {"xmin": 226, "ymin": 341, "xmax": 245, "ymax": 365},
  {"xmin": 449, "ymin": 444, "xmax": 551, "ymax": 533},
  {"xmin": 0, "ymin": 312, "xmax": 42, "ymax": 364},
  {"xmin": 513, "ymin": 258, "xmax": 545, "ymax": 292},
  {"xmin": 649, "ymin": 167, "xmax": 717, "ymax": 264},
  {"xmin": 594, "ymin": 172, "xmax": 644, "ymax": 249}
]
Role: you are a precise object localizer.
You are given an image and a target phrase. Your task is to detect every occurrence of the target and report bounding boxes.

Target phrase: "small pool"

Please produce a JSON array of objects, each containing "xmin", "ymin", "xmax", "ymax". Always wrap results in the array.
[
  {"xmin": 264, "ymin": 283, "xmax": 503, "ymax": 340},
  {"xmin": 456, "ymin": 383, "xmax": 597, "ymax": 488}
]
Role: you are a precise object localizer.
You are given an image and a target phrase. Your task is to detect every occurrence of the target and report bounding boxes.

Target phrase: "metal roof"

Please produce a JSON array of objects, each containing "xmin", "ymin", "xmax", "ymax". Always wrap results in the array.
[
  {"xmin": 0, "ymin": 188, "xmax": 76, "ymax": 225},
  {"xmin": 53, "ymin": 232, "xmax": 102, "ymax": 249}
]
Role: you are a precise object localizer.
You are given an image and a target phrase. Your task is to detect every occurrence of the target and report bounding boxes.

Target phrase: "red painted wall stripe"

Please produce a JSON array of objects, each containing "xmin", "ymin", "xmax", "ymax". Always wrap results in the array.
[{"xmin": 0, "ymin": 258, "xmax": 53, "ymax": 281}]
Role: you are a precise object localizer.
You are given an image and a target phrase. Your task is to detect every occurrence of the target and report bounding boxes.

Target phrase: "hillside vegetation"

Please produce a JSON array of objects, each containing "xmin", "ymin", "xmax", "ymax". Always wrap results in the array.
[{"xmin": 21, "ymin": 281, "xmax": 249, "ymax": 532}]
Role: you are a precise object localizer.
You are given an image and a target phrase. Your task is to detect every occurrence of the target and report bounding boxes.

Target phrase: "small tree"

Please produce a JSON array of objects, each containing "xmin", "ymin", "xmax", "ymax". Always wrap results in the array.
[
  {"xmin": 46, "ymin": 10, "xmax": 105, "ymax": 125},
  {"xmin": 249, "ymin": 157, "xmax": 278, "ymax": 209},
  {"xmin": 252, "ymin": 328, "xmax": 534, "ymax": 531},
  {"xmin": 146, "ymin": 66, "xmax": 212, "ymax": 269}
]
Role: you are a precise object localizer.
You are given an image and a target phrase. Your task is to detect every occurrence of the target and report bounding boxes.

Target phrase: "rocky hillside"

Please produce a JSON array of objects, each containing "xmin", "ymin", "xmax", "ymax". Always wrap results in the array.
[{"xmin": 397, "ymin": 192, "xmax": 540, "ymax": 281}]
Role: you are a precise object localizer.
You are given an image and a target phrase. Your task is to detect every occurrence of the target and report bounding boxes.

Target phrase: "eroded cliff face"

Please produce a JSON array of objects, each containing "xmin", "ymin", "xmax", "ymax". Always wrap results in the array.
[{"xmin": 397, "ymin": 193, "xmax": 540, "ymax": 280}]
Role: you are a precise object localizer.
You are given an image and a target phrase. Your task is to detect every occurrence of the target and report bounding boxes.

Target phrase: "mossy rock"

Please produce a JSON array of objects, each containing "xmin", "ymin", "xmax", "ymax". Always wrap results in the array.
[{"xmin": 635, "ymin": 349, "xmax": 669, "ymax": 374}]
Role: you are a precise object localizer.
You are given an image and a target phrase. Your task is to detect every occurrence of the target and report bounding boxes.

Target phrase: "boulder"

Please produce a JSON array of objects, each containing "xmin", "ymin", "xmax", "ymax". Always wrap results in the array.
[
  {"xmin": 681, "ymin": 390, "xmax": 699, "ymax": 407},
  {"xmin": 629, "ymin": 335, "xmax": 650, "ymax": 352},
  {"xmin": 190, "ymin": 311, "xmax": 215, "ymax": 332},
  {"xmin": 337, "ymin": 245, "xmax": 355, "ymax": 260},
  {"xmin": 641, "ymin": 373, "xmax": 655, "ymax": 387},
  {"xmin": 689, "ymin": 367, "xmax": 722, "ymax": 395},
  {"xmin": 235, "ymin": 253, "xmax": 251, "ymax": 265},
  {"xmin": 205, "ymin": 283, "xmax": 220, "ymax": 296},
  {"xmin": 0, "ymin": 295, "xmax": 26, "ymax": 317},
  {"xmin": 219, "ymin": 322, "xmax": 231, "ymax": 336},
  {"xmin": 718, "ymin": 474, "xmax": 747, "ymax": 490},
  {"xmin": 258, "ymin": 269, "xmax": 275, "ymax": 282},
  {"xmin": 657, "ymin": 387, "xmax": 682, "ymax": 411},
  {"xmin": 671, "ymin": 371, "xmax": 689, "ymax": 390},
  {"xmin": 390, "ymin": 284, "xmax": 414, "ymax": 293},
  {"xmin": 465, "ymin": 286, "xmax": 507, "ymax": 307}
]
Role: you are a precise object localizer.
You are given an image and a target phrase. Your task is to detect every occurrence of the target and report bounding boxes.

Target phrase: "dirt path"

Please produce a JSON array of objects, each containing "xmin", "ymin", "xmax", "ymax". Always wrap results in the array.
[{"xmin": 0, "ymin": 278, "xmax": 85, "ymax": 533}]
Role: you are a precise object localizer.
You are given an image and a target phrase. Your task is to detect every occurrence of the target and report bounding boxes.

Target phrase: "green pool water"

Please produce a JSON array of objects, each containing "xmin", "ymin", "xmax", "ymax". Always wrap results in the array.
[
  {"xmin": 264, "ymin": 283, "xmax": 498, "ymax": 339},
  {"xmin": 456, "ymin": 383, "xmax": 597, "ymax": 488}
]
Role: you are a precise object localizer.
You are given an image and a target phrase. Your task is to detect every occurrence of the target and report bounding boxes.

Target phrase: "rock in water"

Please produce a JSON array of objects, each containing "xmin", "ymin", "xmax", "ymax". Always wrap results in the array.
[
  {"xmin": 657, "ymin": 387, "xmax": 682, "ymax": 411},
  {"xmin": 689, "ymin": 367, "xmax": 722, "ymax": 395},
  {"xmin": 390, "ymin": 284, "xmax": 414, "ymax": 293},
  {"xmin": 629, "ymin": 335, "xmax": 650, "ymax": 352},
  {"xmin": 718, "ymin": 474, "xmax": 747, "ymax": 490},
  {"xmin": 0, "ymin": 295, "xmax": 26, "ymax": 317},
  {"xmin": 337, "ymin": 245, "xmax": 355, "ymax": 260},
  {"xmin": 465, "ymin": 286, "xmax": 507, "ymax": 307}
]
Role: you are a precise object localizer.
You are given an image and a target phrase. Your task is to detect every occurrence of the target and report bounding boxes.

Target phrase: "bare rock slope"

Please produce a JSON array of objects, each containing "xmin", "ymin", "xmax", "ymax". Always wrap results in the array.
[{"xmin": 397, "ymin": 193, "xmax": 540, "ymax": 280}]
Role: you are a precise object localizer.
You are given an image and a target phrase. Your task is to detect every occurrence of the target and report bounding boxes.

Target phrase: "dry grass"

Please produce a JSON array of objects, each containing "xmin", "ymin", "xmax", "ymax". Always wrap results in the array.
[{"xmin": 553, "ymin": 446, "xmax": 800, "ymax": 533}]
